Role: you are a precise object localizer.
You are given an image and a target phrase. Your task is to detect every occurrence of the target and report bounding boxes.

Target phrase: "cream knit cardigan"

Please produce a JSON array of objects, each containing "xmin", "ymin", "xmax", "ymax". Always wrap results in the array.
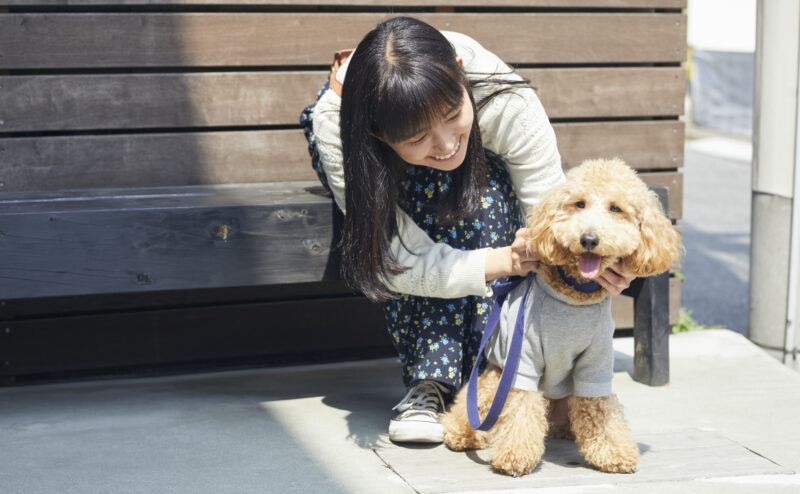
[{"xmin": 311, "ymin": 31, "xmax": 564, "ymax": 299}]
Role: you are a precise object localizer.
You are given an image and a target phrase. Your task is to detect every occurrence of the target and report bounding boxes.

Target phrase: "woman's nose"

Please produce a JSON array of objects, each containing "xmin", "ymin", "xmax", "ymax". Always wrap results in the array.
[{"xmin": 431, "ymin": 128, "xmax": 456, "ymax": 152}]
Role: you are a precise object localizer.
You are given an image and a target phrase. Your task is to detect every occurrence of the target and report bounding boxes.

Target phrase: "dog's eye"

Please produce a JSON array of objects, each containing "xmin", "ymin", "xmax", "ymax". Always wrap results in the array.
[
  {"xmin": 610, "ymin": 205, "xmax": 622, "ymax": 213},
  {"xmin": 575, "ymin": 201, "xmax": 585, "ymax": 209}
]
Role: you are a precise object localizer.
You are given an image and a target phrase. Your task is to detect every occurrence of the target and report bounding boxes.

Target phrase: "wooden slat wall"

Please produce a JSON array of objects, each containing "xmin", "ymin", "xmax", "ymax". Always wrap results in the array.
[
  {"xmin": 3, "ymin": 1, "xmax": 687, "ymax": 6},
  {"xmin": 0, "ymin": 123, "xmax": 685, "ymax": 196},
  {"xmin": 0, "ymin": 2, "xmax": 687, "ymax": 378},
  {"xmin": 1, "ymin": 68, "xmax": 685, "ymax": 132},
  {"xmin": 0, "ymin": 6, "xmax": 687, "ymax": 207},
  {"xmin": 0, "ymin": 9, "xmax": 687, "ymax": 181},
  {"xmin": 0, "ymin": 13, "xmax": 686, "ymax": 68}
]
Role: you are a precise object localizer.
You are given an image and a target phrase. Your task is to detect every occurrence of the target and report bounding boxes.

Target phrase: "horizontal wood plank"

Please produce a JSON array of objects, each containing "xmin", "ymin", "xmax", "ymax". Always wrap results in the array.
[
  {"xmin": 556, "ymin": 120, "xmax": 685, "ymax": 169},
  {"xmin": 0, "ymin": 13, "xmax": 687, "ymax": 69},
  {"xmin": 0, "ymin": 174, "xmax": 681, "ymax": 301},
  {"xmin": 0, "ymin": 295, "xmax": 389, "ymax": 378},
  {"xmin": 0, "ymin": 182, "xmax": 342, "ymax": 299},
  {"xmin": 2, "ymin": 1, "xmax": 687, "ymax": 7},
  {"xmin": 522, "ymin": 68, "xmax": 686, "ymax": 119},
  {"xmin": 0, "ymin": 122, "xmax": 684, "ymax": 191},
  {"xmin": 0, "ymin": 68, "xmax": 685, "ymax": 132}
]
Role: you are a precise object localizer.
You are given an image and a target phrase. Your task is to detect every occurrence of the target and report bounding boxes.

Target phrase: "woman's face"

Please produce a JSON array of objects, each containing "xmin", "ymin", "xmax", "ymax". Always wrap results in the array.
[{"xmin": 382, "ymin": 86, "xmax": 474, "ymax": 171}]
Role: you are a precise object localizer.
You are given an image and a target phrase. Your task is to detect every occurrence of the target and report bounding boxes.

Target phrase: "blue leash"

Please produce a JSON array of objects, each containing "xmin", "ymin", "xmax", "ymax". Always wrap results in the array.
[{"xmin": 466, "ymin": 273, "xmax": 533, "ymax": 431}]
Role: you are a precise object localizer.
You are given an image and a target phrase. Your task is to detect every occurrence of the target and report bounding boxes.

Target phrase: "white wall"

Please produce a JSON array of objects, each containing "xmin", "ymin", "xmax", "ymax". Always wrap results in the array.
[{"xmin": 688, "ymin": 0, "xmax": 757, "ymax": 53}]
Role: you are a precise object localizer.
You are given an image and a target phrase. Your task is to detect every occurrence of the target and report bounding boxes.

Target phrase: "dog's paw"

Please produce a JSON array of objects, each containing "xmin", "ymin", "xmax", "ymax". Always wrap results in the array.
[
  {"xmin": 442, "ymin": 431, "xmax": 472, "ymax": 451},
  {"xmin": 442, "ymin": 429, "xmax": 487, "ymax": 451},
  {"xmin": 491, "ymin": 449, "xmax": 541, "ymax": 477},
  {"xmin": 581, "ymin": 438, "xmax": 639, "ymax": 473}
]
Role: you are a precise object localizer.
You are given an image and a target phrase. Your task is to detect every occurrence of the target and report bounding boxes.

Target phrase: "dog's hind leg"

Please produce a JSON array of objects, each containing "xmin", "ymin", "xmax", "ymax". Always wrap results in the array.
[
  {"xmin": 489, "ymin": 388, "xmax": 548, "ymax": 477},
  {"xmin": 568, "ymin": 394, "xmax": 639, "ymax": 473},
  {"xmin": 441, "ymin": 367, "xmax": 500, "ymax": 451}
]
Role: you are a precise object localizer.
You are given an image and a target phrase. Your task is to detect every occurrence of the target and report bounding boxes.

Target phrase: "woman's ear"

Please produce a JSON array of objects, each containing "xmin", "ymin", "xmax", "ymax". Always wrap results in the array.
[
  {"xmin": 457, "ymin": 56, "xmax": 463, "ymax": 68},
  {"xmin": 526, "ymin": 186, "xmax": 572, "ymax": 266},
  {"xmin": 622, "ymin": 190, "xmax": 683, "ymax": 277}
]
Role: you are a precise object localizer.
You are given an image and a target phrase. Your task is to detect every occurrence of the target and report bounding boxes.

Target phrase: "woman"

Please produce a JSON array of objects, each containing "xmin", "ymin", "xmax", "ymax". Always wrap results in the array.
[{"xmin": 300, "ymin": 17, "xmax": 633, "ymax": 443}]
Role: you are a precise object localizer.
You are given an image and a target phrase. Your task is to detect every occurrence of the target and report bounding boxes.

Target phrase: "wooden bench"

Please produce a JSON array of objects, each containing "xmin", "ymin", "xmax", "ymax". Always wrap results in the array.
[{"xmin": 0, "ymin": 0, "xmax": 686, "ymax": 385}]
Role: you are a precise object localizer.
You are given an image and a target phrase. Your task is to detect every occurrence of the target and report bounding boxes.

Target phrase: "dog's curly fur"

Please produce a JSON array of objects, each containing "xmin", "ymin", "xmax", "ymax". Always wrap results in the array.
[{"xmin": 441, "ymin": 158, "xmax": 682, "ymax": 476}]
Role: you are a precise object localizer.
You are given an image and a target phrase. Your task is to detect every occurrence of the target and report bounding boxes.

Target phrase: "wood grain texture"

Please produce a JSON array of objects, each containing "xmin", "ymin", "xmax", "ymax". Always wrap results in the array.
[
  {"xmin": 0, "ymin": 182, "xmax": 343, "ymax": 299},
  {"xmin": 556, "ymin": 120, "xmax": 685, "ymax": 169},
  {"xmin": 2, "ymin": 1, "xmax": 687, "ymax": 7},
  {"xmin": 0, "ymin": 122, "xmax": 684, "ymax": 191},
  {"xmin": 0, "ymin": 173, "xmax": 681, "ymax": 301},
  {"xmin": 0, "ymin": 13, "xmax": 687, "ymax": 69},
  {"xmin": 0, "ymin": 124, "xmax": 685, "ymax": 187},
  {"xmin": 0, "ymin": 68, "xmax": 684, "ymax": 132},
  {"xmin": 1, "ymin": 295, "xmax": 389, "ymax": 377}
]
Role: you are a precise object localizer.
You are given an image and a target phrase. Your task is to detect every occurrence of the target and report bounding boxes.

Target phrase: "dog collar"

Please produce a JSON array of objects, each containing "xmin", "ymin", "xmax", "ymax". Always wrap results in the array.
[{"xmin": 557, "ymin": 266, "xmax": 603, "ymax": 294}]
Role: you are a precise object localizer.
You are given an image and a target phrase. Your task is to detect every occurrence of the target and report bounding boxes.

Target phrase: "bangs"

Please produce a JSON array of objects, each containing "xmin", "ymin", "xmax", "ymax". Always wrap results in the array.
[{"xmin": 373, "ymin": 63, "xmax": 466, "ymax": 144}]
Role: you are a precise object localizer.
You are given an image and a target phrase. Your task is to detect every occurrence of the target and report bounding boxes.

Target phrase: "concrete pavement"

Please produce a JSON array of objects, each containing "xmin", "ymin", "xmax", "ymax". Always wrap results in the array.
[{"xmin": 1, "ymin": 330, "xmax": 798, "ymax": 493}]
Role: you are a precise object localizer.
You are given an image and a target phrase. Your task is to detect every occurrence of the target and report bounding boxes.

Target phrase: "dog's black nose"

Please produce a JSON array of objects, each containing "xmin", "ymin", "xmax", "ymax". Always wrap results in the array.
[{"xmin": 580, "ymin": 233, "xmax": 599, "ymax": 251}]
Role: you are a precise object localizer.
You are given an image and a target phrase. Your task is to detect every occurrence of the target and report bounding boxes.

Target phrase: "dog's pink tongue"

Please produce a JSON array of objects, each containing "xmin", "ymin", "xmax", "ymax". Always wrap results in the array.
[{"xmin": 579, "ymin": 252, "xmax": 602, "ymax": 279}]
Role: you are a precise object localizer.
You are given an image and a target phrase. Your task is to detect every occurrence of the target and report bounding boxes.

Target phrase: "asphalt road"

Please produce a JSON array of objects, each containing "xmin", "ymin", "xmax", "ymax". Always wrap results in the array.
[{"xmin": 680, "ymin": 136, "xmax": 752, "ymax": 336}]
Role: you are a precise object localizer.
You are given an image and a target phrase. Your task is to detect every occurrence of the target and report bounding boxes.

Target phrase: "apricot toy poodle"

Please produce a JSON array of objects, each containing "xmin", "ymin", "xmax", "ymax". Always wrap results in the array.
[{"xmin": 441, "ymin": 158, "xmax": 682, "ymax": 476}]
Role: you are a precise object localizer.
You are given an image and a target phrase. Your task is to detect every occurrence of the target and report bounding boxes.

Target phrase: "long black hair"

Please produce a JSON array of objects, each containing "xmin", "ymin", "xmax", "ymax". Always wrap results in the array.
[{"xmin": 339, "ymin": 16, "xmax": 531, "ymax": 302}]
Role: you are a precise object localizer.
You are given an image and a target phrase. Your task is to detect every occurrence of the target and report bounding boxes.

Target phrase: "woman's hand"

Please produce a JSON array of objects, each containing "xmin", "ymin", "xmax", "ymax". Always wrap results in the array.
[
  {"xmin": 485, "ymin": 228, "xmax": 541, "ymax": 282},
  {"xmin": 597, "ymin": 259, "xmax": 635, "ymax": 295}
]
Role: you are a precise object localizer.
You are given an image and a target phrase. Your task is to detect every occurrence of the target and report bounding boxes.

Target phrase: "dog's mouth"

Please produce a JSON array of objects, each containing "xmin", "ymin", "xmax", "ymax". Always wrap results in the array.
[{"xmin": 578, "ymin": 252, "xmax": 603, "ymax": 279}]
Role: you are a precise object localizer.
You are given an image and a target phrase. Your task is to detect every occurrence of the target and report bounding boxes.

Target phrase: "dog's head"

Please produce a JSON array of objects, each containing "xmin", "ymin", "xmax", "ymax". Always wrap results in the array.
[{"xmin": 527, "ymin": 158, "xmax": 682, "ymax": 282}]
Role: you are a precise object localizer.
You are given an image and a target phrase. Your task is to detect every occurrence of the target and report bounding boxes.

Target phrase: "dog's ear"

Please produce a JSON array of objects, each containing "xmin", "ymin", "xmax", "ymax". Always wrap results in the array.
[
  {"xmin": 526, "ymin": 185, "xmax": 573, "ymax": 266},
  {"xmin": 622, "ymin": 189, "xmax": 683, "ymax": 277}
]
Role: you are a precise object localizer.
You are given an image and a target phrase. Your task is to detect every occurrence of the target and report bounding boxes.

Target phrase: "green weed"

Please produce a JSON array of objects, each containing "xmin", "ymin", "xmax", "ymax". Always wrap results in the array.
[{"xmin": 672, "ymin": 308, "xmax": 724, "ymax": 333}]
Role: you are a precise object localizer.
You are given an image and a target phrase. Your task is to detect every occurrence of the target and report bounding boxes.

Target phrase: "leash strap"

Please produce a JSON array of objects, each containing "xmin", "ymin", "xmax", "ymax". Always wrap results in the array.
[{"xmin": 466, "ymin": 273, "xmax": 532, "ymax": 431}]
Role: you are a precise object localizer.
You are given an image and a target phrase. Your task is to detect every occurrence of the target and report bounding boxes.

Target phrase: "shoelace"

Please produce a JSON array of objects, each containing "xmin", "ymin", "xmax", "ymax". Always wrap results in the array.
[{"xmin": 392, "ymin": 381, "xmax": 447, "ymax": 414}]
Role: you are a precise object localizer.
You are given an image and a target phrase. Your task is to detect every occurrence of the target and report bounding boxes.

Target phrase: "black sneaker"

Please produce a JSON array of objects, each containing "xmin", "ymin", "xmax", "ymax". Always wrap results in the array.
[{"xmin": 388, "ymin": 380, "xmax": 450, "ymax": 443}]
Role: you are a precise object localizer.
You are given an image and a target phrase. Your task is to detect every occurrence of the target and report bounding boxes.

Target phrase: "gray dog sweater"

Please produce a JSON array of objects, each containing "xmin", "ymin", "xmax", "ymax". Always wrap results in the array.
[{"xmin": 484, "ymin": 274, "xmax": 614, "ymax": 399}]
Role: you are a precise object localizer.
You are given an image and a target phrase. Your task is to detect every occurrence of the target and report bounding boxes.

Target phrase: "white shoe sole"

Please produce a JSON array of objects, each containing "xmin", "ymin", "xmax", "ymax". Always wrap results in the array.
[{"xmin": 388, "ymin": 419, "xmax": 444, "ymax": 443}]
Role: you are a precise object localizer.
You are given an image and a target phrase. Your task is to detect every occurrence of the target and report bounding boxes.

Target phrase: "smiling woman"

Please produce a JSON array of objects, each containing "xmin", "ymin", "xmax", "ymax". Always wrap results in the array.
[{"xmin": 301, "ymin": 16, "xmax": 635, "ymax": 445}]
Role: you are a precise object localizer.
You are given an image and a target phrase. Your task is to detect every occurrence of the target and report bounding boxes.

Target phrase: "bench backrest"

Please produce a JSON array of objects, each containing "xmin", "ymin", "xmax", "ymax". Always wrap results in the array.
[{"xmin": 1, "ymin": 0, "xmax": 684, "ymax": 221}]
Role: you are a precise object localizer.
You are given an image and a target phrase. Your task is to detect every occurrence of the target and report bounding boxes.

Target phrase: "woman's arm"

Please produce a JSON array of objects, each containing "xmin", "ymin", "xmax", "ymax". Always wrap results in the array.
[
  {"xmin": 445, "ymin": 31, "xmax": 565, "ymax": 215},
  {"xmin": 450, "ymin": 32, "xmax": 634, "ymax": 293}
]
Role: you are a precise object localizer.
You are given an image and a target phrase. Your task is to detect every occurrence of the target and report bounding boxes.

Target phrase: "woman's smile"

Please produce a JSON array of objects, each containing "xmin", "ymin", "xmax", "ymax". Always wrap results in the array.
[{"xmin": 431, "ymin": 137, "xmax": 462, "ymax": 162}]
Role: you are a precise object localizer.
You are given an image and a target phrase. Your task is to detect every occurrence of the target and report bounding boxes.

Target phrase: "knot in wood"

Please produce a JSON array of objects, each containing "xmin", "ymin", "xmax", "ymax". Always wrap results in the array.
[{"xmin": 214, "ymin": 224, "xmax": 231, "ymax": 240}]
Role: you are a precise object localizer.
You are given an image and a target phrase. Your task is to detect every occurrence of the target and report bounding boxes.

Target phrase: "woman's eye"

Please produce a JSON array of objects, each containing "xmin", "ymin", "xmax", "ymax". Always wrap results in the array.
[
  {"xmin": 448, "ymin": 110, "xmax": 462, "ymax": 121},
  {"xmin": 409, "ymin": 135, "xmax": 427, "ymax": 145},
  {"xmin": 575, "ymin": 201, "xmax": 585, "ymax": 209},
  {"xmin": 610, "ymin": 205, "xmax": 622, "ymax": 213}
]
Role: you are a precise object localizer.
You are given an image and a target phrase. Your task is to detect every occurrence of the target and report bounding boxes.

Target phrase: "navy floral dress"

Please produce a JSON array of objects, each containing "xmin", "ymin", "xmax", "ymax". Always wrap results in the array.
[{"xmin": 300, "ymin": 82, "xmax": 524, "ymax": 392}]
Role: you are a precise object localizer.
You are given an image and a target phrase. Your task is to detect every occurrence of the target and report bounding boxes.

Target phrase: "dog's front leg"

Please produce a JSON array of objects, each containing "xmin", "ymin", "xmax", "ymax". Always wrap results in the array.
[
  {"xmin": 441, "ymin": 367, "xmax": 500, "ymax": 451},
  {"xmin": 490, "ymin": 388, "xmax": 548, "ymax": 477},
  {"xmin": 568, "ymin": 394, "xmax": 639, "ymax": 473}
]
